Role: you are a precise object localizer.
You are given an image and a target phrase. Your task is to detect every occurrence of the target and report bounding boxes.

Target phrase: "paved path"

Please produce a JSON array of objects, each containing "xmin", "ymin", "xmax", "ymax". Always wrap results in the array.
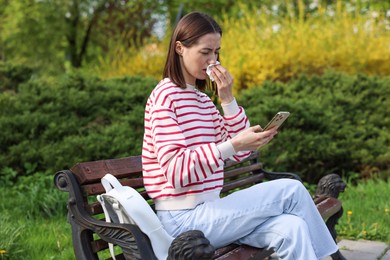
[
  {"xmin": 270, "ymin": 239, "xmax": 389, "ymax": 259},
  {"xmin": 333, "ymin": 239, "xmax": 389, "ymax": 260}
]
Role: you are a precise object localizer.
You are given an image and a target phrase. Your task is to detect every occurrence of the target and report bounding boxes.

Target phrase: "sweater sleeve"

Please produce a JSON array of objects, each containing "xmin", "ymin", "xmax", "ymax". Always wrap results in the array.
[{"xmin": 218, "ymin": 98, "xmax": 252, "ymax": 161}]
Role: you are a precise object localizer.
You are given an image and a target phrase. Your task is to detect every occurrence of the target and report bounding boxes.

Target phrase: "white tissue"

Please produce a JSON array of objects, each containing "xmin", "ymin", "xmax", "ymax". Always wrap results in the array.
[{"xmin": 206, "ymin": 61, "xmax": 220, "ymax": 81}]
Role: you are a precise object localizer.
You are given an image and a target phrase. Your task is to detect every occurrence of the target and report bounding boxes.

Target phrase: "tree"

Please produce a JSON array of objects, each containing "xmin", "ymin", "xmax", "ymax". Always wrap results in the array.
[
  {"xmin": 0, "ymin": 0, "xmax": 165, "ymax": 73},
  {"xmin": 65, "ymin": 0, "xmax": 165, "ymax": 68}
]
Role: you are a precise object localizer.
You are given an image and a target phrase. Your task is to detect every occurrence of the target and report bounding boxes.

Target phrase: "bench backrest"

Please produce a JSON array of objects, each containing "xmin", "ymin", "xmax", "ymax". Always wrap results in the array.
[
  {"xmin": 70, "ymin": 151, "xmax": 263, "ymax": 216},
  {"xmin": 68, "ymin": 151, "xmax": 264, "ymax": 258}
]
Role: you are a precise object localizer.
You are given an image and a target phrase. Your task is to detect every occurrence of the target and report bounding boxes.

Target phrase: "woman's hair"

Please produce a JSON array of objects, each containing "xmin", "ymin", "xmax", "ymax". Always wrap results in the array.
[{"xmin": 163, "ymin": 12, "xmax": 222, "ymax": 91}]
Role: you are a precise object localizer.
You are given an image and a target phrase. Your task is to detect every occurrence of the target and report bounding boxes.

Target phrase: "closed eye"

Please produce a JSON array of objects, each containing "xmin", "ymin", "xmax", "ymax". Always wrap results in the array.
[{"xmin": 201, "ymin": 48, "xmax": 220, "ymax": 55}]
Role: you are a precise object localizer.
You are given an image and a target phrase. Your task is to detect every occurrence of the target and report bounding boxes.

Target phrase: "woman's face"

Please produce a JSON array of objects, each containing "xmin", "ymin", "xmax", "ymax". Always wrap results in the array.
[{"xmin": 176, "ymin": 33, "xmax": 221, "ymax": 85}]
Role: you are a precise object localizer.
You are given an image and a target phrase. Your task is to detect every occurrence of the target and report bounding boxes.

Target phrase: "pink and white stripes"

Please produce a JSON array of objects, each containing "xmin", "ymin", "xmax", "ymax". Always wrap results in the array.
[{"xmin": 142, "ymin": 78, "xmax": 250, "ymax": 210}]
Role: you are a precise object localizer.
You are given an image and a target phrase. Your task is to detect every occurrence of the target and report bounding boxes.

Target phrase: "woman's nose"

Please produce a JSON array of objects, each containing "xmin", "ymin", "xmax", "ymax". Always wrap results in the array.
[
  {"xmin": 208, "ymin": 58, "xmax": 218, "ymax": 65},
  {"xmin": 208, "ymin": 53, "xmax": 219, "ymax": 65}
]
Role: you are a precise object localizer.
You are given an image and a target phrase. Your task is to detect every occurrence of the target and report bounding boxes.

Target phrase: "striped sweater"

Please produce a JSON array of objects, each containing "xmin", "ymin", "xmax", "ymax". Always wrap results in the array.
[{"xmin": 142, "ymin": 78, "xmax": 251, "ymax": 210}]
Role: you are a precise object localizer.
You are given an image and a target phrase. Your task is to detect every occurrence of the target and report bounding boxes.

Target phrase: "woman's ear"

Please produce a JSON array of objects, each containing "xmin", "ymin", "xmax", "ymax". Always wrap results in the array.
[{"xmin": 175, "ymin": 41, "xmax": 183, "ymax": 56}]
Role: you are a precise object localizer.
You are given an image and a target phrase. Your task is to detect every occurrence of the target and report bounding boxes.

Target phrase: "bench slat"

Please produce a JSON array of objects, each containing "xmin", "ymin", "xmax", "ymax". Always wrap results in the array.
[
  {"xmin": 224, "ymin": 152, "xmax": 259, "ymax": 168},
  {"xmin": 224, "ymin": 162, "xmax": 263, "ymax": 179},
  {"xmin": 214, "ymin": 245, "xmax": 273, "ymax": 260},
  {"xmin": 214, "ymin": 244, "xmax": 239, "ymax": 258},
  {"xmin": 91, "ymin": 238, "xmax": 109, "ymax": 253},
  {"xmin": 221, "ymin": 173, "xmax": 265, "ymax": 193},
  {"xmin": 71, "ymin": 156, "xmax": 143, "ymax": 185},
  {"xmin": 82, "ymin": 178, "xmax": 146, "ymax": 196}
]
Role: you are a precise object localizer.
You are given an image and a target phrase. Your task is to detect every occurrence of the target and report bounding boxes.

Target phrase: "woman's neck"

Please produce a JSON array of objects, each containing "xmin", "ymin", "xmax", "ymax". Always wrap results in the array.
[{"xmin": 186, "ymin": 83, "xmax": 196, "ymax": 90}]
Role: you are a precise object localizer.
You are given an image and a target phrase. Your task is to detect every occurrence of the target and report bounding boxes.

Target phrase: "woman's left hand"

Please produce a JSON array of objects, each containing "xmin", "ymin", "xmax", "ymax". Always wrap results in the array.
[{"xmin": 211, "ymin": 65, "xmax": 234, "ymax": 104}]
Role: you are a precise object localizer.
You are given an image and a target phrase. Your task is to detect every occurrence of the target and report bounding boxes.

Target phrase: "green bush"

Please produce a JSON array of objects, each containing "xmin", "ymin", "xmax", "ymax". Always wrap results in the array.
[
  {"xmin": 1, "ymin": 70, "xmax": 389, "ymax": 183},
  {"xmin": 0, "ymin": 62, "xmax": 34, "ymax": 92},
  {"xmin": 238, "ymin": 71, "xmax": 390, "ymax": 183},
  {"xmin": 0, "ymin": 72, "xmax": 156, "ymax": 179}
]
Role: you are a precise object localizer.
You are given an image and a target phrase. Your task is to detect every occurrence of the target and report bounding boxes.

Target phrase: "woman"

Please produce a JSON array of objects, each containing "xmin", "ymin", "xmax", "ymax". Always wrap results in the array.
[{"xmin": 142, "ymin": 12, "xmax": 343, "ymax": 259}]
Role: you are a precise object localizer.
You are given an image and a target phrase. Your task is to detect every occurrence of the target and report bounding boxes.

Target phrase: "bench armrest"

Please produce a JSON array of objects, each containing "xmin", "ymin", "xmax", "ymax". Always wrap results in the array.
[{"xmin": 55, "ymin": 170, "xmax": 158, "ymax": 260}]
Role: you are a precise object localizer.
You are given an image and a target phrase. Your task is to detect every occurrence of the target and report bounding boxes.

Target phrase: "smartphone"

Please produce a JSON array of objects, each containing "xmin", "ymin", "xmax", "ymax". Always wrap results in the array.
[{"xmin": 263, "ymin": 111, "xmax": 290, "ymax": 131}]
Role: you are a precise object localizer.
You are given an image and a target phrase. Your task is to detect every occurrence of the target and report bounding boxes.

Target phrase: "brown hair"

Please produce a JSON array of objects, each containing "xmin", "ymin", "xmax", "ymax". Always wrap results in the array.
[{"xmin": 163, "ymin": 12, "xmax": 222, "ymax": 91}]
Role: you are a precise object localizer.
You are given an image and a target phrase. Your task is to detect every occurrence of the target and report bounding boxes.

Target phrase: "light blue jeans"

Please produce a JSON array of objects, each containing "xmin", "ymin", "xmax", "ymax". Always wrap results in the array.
[{"xmin": 157, "ymin": 179, "xmax": 338, "ymax": 260}]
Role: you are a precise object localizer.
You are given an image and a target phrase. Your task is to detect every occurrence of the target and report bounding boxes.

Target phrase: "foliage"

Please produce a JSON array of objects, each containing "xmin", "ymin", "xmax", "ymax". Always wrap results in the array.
[
  {"xmin": 15, "ymin": 174, "xmax": 68, "ymax": 218},
  {"xmin": 1, "ymin": 69, "xmax": 388, "ymax": 184},
  {"xmin": 0, "ymin": 71, "xmax": 156, "ymax": 179},
  {"xmin": 237, "ymin": 71, "xmax": 390, "ymax": 183},
  {"xmin": 1, "ymin": 0, "xmax": 389, "ymax": 79},
  {"xmin": 94, "ymin": 38, "xmax": 169, "ymax": 79},
  {"xmin": 0, "ymin": 0, "xmax": 67, "ymax": 73},
  {"xmin": 0, "ymin": 215, "xmax": 25, "ymax": 259},
  {"xmin": 165, "ymin": 0, "xmax": 237, "ymax": 25},
  {"xmin": 97, "ymin": 0, "xmax": 390, "ymax": 90},
  {"xmin": 0, "ymin": 0, "xmax": 166, "ymax": 73},
  {"xmin": 222, "ymin": 2, "xmax": 390, "ymax": 91},
  {"xmin": 0, "ymin": 62, "xmax": 34, "ymax": 92}
]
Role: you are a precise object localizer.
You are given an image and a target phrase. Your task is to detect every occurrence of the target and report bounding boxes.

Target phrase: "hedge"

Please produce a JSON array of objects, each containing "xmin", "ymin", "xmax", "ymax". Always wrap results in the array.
[
  {"xmin": 0, "ymin": 69, "xmax": 156, "ymax": 181},
  {"xmin": 0, "ymin": 66, "xmax": 389, "ymax": 183},
  {"xmin": 238, "ymin": 71, "xmax": 390, "ymax": 183}
]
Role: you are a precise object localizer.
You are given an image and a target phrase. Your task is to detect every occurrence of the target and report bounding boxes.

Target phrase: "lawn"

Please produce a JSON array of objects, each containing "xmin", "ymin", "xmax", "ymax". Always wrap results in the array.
[{"xmin": 1, "ymin": 175, "xmax": 389, "ymax": 259}]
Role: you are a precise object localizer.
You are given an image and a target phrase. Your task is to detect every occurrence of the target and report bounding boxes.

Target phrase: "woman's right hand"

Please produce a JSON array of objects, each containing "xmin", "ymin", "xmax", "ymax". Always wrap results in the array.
[{"xmin": 230, "ymin": 125, "xmax": 278, "ymax": 152}]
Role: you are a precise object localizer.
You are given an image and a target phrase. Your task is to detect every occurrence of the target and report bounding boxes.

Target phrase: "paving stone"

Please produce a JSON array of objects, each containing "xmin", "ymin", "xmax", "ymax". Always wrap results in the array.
[
  {"xmin": 337, "ymin": 239, "xmax": 389, "ymax": 260},
  {"xmin": 272, "ymin": 239, "xmax": 389, "ymax": 260}
]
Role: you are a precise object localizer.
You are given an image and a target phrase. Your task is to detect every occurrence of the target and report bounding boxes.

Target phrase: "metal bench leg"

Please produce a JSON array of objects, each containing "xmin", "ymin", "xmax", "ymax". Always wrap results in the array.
[{"xmin": 69, "ymin": 212, "xmax": 98, "ymax": 260}]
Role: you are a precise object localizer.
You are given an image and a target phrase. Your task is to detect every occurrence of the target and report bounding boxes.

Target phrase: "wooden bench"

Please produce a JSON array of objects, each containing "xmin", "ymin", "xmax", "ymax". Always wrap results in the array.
[{"xmin": 54, "ymin": 151, "xmax": 345, "ymax": 260}]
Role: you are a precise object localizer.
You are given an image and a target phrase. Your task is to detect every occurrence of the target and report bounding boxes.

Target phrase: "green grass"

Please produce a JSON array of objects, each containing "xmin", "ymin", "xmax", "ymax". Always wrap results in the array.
[
  {"xmin": 0, "ymin": 174, "xmax": 389, "ymax": 259},
  {"xmin": 336, "ymin": 178, "xmax": 390, "ymax": 243},
  {"xmin": 1, "ymin": 208, "xmax": 74, "ymax": 260},
  {"xmin": 21, "ymin": 217, "xmax": 74, "ymax": 259},
  {"xmin": 0, "ymin": 174, "xmax": 74, "ymax": 259}
]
